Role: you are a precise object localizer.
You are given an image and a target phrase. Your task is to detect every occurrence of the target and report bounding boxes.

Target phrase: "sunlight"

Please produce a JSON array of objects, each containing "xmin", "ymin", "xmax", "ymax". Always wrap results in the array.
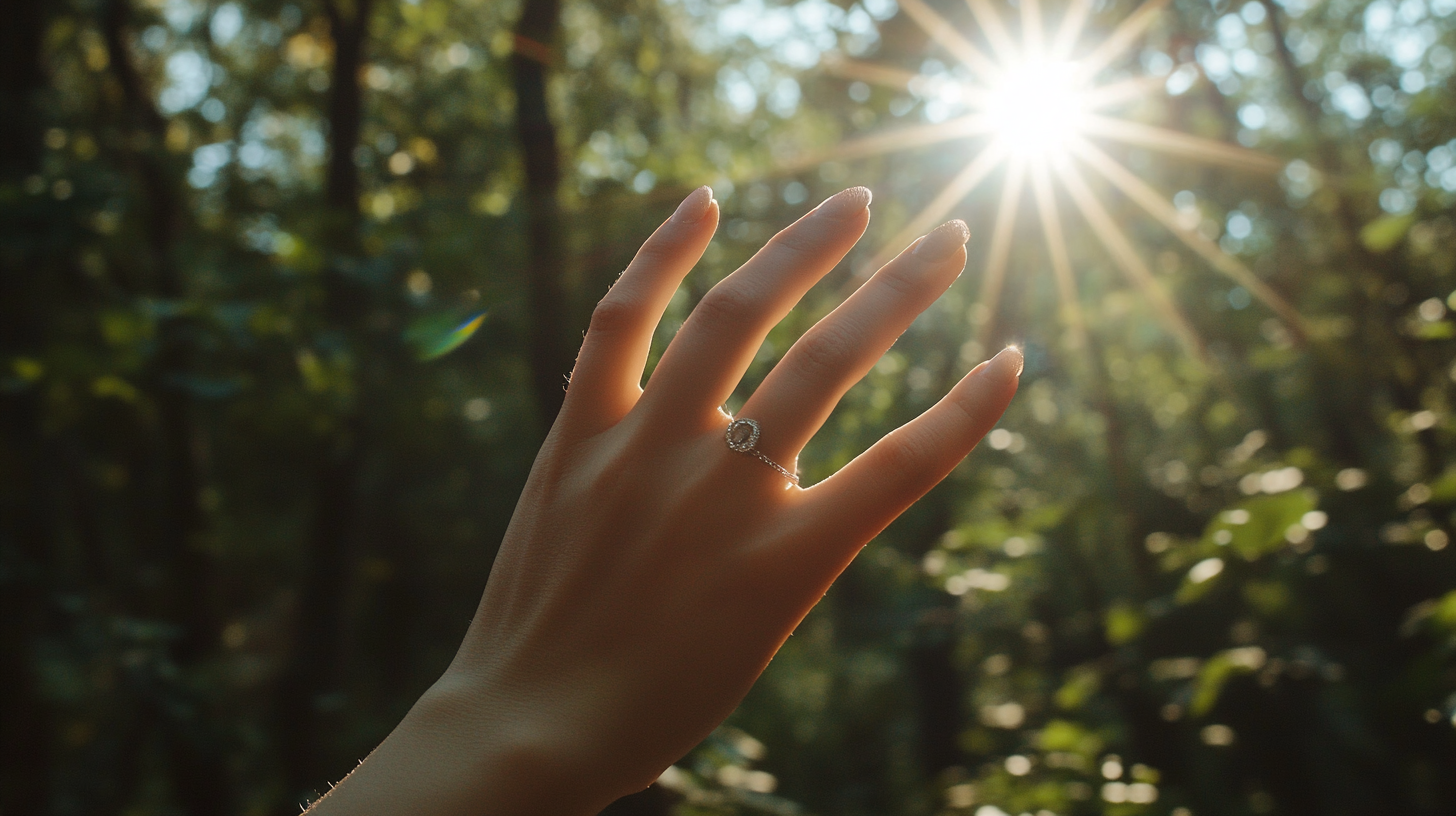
[
  {"xmin": 983, "ymin": 59, "xmax": 1089, "ymax": 157},
  {"xmin": 805, "ymin": 0, "xmax": 1307, "ymax": 359}
]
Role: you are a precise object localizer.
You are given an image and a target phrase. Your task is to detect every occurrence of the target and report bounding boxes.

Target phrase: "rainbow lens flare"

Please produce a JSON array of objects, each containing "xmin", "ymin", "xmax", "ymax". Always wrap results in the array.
[{"xmin": 412, "ymin": 311, "xmax": 486, "ymax": 361}]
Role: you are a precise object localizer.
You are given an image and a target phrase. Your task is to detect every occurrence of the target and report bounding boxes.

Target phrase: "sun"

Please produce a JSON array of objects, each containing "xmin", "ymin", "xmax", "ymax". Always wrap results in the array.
[
  {"xmin": 810, "ymin": 0, "xmax": 1307, "ymax": 359},
  {"xmin": 982, "ymin": 58, "xmax": 1089, "ymax": 156}
]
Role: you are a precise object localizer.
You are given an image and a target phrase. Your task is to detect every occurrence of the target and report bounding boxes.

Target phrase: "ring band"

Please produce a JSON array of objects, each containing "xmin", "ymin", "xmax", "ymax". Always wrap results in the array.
[{"xmin": 725, "ymin": 418, "xmax": 799, "ymax": 486}]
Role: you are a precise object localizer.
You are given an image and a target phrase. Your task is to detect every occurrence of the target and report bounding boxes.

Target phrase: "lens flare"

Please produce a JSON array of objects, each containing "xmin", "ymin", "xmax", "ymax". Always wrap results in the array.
[{"xmin": 412, "ymin": 311, "xmax": 486, "ymax": 361}]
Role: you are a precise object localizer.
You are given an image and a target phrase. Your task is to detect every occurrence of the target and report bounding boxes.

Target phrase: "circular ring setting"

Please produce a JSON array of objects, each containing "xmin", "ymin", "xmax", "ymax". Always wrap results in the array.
[{"xmin": 725, "ymin": 418, "xmax": 799, "ymax": 486}]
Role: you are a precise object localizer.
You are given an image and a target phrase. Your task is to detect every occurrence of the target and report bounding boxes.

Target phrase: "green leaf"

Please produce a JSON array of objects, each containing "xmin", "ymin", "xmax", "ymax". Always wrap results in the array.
[
  {"xmin": 1039, "ymin": 719, "xmax": 1103, "ymax": 756},
  {"xmin": 91, "ymin": 375, "xmax": 139, "ymax": 403},
  {"xmin": 1190, "ymin": 648, "xmax": 1267, "ymax": 716},
  {"xmin": 1433, "ymin": 590, "xmax": 1456, "ymax": 630},
  {"xmin": 11, "ymin": 357, "xmax": 43, "ymax": 381},
  {"xmin": 1414, "ymin": 321, "xmax": 1455, "ymax": 340},
  {"xmin": 1104, "ymin": 601, "xmax": 1146, "ymax": 646},
  {"xmin": 1242, "ymin": 580, "xmax": 1292, "ymax": 618},
  {"xmin": 1360, "ymin": 213, "xmax": 1416, "ymax": 253},
  {"xmin": 1189, "ymin": 654, "xmax": 1238, "ymax": 717},
  {"xmin": 1054, "ymin": 666, "xmax": 1101, "ymax": 711},
  {"xmin": 1201, "ymin": 490, "xmax": 1316, "ymax": 561},
  {"xmin": 1427, "ymin": 468, "xmax": 1456, "ymax": 503}
]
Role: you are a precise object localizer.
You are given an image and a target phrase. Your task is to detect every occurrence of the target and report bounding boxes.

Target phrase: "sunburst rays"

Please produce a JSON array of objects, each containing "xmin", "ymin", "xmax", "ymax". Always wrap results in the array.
[{"xmin": 808, "ymin": 0, "xmax": 1305, "ymax": 360}]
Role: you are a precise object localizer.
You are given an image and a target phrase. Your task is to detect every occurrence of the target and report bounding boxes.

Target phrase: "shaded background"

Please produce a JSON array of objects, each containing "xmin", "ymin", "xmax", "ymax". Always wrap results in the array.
[{"xmin": 3, "ymin": 0, "xmax": 1456, "ymax": 813}]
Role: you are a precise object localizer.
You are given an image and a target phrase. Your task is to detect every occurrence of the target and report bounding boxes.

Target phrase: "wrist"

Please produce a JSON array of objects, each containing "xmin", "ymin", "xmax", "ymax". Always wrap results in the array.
[
  {"xmin": 417, "ymin": 673, "xmax": 618, "ymax": 814},
  {"xmin": 307, "ymin": 671, "xmax": 617, "ymax": 816}
]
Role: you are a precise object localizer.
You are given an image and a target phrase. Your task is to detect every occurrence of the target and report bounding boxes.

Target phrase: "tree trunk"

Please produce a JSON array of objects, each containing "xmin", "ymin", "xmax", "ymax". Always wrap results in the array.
[
  {"xmin": 0, "ymin": 0, "xmax": 45, "ymax": 177},
  {"xmin": 907, "ymin": 636, "xmax": 964, "ymax": 776},
  {"xmin": 0, "ymin": 388, "xmax": 52, "ymax": 816},
  {"xmin": 0, "ymin": 2, "xmax": 55, "ymax": 809},
  {"xmin": 276, "ymin": 430, "xmax": 365, "ymax": 804},
  {"xmin": 512, "ymin": 0, "xmax": 573, "ymax": 426},
  {"xmin": 100, "ymin": 2, "xmax": 230, "ymax": 811},
  {"xmin": 273, "ymin": 1, "xmax": 374, "ymax": 807}
]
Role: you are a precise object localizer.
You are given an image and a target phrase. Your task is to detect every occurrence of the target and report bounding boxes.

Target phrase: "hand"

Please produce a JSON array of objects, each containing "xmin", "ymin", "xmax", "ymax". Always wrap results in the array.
[{"xmin": 307, "ymin": 186, "xmax": 1022, "ymax": 815}]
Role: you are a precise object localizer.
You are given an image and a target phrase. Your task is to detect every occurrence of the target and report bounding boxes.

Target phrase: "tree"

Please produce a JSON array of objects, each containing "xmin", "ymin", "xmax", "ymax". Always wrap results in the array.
[{"xmin": 3, "ymin": 0, "xmax": 1456, "ymax": 813}]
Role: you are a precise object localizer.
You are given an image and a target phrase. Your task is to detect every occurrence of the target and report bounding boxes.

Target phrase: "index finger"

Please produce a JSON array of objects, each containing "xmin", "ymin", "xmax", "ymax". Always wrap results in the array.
[{"xmin": 565, "ymin": 186, "xmax": 719, "ymax": 429}]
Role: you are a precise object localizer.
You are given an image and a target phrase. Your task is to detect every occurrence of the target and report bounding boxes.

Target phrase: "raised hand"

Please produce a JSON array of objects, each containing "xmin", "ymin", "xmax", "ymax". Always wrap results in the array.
[{"xmin": 307, "ymin": 186, "xmax": 1021, "ymax": 816}]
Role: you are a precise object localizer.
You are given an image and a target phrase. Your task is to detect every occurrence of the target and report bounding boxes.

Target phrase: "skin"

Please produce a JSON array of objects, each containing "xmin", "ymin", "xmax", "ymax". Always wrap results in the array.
[{"xmin": 306, "ymin": 186, "xmax": 1022, "ymax": 815}]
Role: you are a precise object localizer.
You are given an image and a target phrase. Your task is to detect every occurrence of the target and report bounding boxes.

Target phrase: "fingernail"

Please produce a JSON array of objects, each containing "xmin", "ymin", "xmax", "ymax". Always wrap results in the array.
[
  {"xmin": 813, "ymin": 186, "xmax": 872, "ymax": 219},
  {"xmin": 993, "ymin": 345, "xmax": 1024, "ymax": 378},
  {"xmin": 971, "ymin": 345, "xmax": 1023, "ymax": 380},
  {"xmin": 671, "ymin": 185, "xmax": 714, "ymax": 223},
  {"xmin": 911, "ymin": 220, "xmax": 970, "ymax": 261}
]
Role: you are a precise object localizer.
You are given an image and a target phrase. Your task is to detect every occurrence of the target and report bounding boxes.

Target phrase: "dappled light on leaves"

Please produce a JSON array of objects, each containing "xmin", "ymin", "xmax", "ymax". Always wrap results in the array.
[{"xmin": 8, "ymin": 0, "xmax": 1456, "ymax": 813}]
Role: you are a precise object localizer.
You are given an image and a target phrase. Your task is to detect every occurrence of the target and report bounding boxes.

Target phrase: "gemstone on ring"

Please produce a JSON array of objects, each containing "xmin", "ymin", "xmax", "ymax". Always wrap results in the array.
[
  {"xmin": 725, "ymin": 418, "xmax": 800, "ymax": 485},
  {"xmin": 725, "ymin": 418, "xmax": 761, "ymax": 452}
]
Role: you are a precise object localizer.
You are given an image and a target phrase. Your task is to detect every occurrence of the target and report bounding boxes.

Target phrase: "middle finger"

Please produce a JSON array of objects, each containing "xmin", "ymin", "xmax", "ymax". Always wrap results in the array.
[
  {"xmin": 639, "ymin": 187, "xmax": 872, "ymax": 428},
  {"xmin": 737, "ymin": 219, "xmax": 970, "ymax": 473}
]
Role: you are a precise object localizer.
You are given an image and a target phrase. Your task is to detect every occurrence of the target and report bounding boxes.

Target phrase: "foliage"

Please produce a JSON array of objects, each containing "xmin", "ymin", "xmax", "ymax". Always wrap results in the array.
[{"xmin": 3, "ymin": 0, "xmax": 1456, "ymax": 814}]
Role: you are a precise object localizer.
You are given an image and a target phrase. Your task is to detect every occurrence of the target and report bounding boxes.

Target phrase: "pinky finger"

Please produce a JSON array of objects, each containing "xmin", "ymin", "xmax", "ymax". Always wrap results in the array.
[{"xmin": 798, "ymin": 345, "xmax": 1023, "ymax": 564}]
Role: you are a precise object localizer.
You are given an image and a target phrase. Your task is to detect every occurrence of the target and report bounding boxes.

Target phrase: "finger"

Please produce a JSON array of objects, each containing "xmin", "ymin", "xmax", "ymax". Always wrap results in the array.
[
  {"xmin": 564, "ymin": 186, "xmax": 719, "ymax": 425},
  {"xmin": 640, "ymin": 187, "xmax": 872, "ymax": 426},
  {"xmin": 737, "ymin": 220, "xmax": 970, "ymax": 467},
  {"xmin": 800, "ymin": 345, "xmax": 1022, "ymax": 559}
]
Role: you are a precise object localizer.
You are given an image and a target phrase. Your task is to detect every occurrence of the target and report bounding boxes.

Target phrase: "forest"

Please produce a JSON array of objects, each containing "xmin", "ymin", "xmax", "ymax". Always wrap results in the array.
[{"xmin": 2, "ymin": 0, "xmax": 1455, "ymax": 813}]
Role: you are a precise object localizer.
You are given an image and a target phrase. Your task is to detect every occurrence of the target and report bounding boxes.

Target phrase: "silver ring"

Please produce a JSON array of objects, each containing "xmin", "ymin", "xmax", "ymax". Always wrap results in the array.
[{"xmin": 725, "ymin": 418, "xmax": 799, "ymax": 486}]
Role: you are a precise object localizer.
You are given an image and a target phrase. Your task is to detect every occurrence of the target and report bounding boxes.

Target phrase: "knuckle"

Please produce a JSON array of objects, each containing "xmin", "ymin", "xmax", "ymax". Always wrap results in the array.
[
  {"xmin": 768, "ymin": 223, "xmax": 824, "ymax": 258},
  {"xmin": 877, "ymin": 431, "xmax": 927, "ymax": 480},
  {"xmin": 587, "ymin": 295, "xmax": 637, "ymax": 335},
  {"xmin": 873, "ymin": 262, "xmax": 922, "ymax": 298},
  {"xmin": 692, "ymin": 285, "xmax": 755, "ymax": 328},
  {"xmin": 944, "ymin": 386, "xmax": 982, "ymax": 424},
  {"xmin": 632, "ymin": 234, "xmax": 675, "ymax": 267},
  {"xmin": 789, "ymin": 323, "xmax": 854, "ymax": 380}
]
